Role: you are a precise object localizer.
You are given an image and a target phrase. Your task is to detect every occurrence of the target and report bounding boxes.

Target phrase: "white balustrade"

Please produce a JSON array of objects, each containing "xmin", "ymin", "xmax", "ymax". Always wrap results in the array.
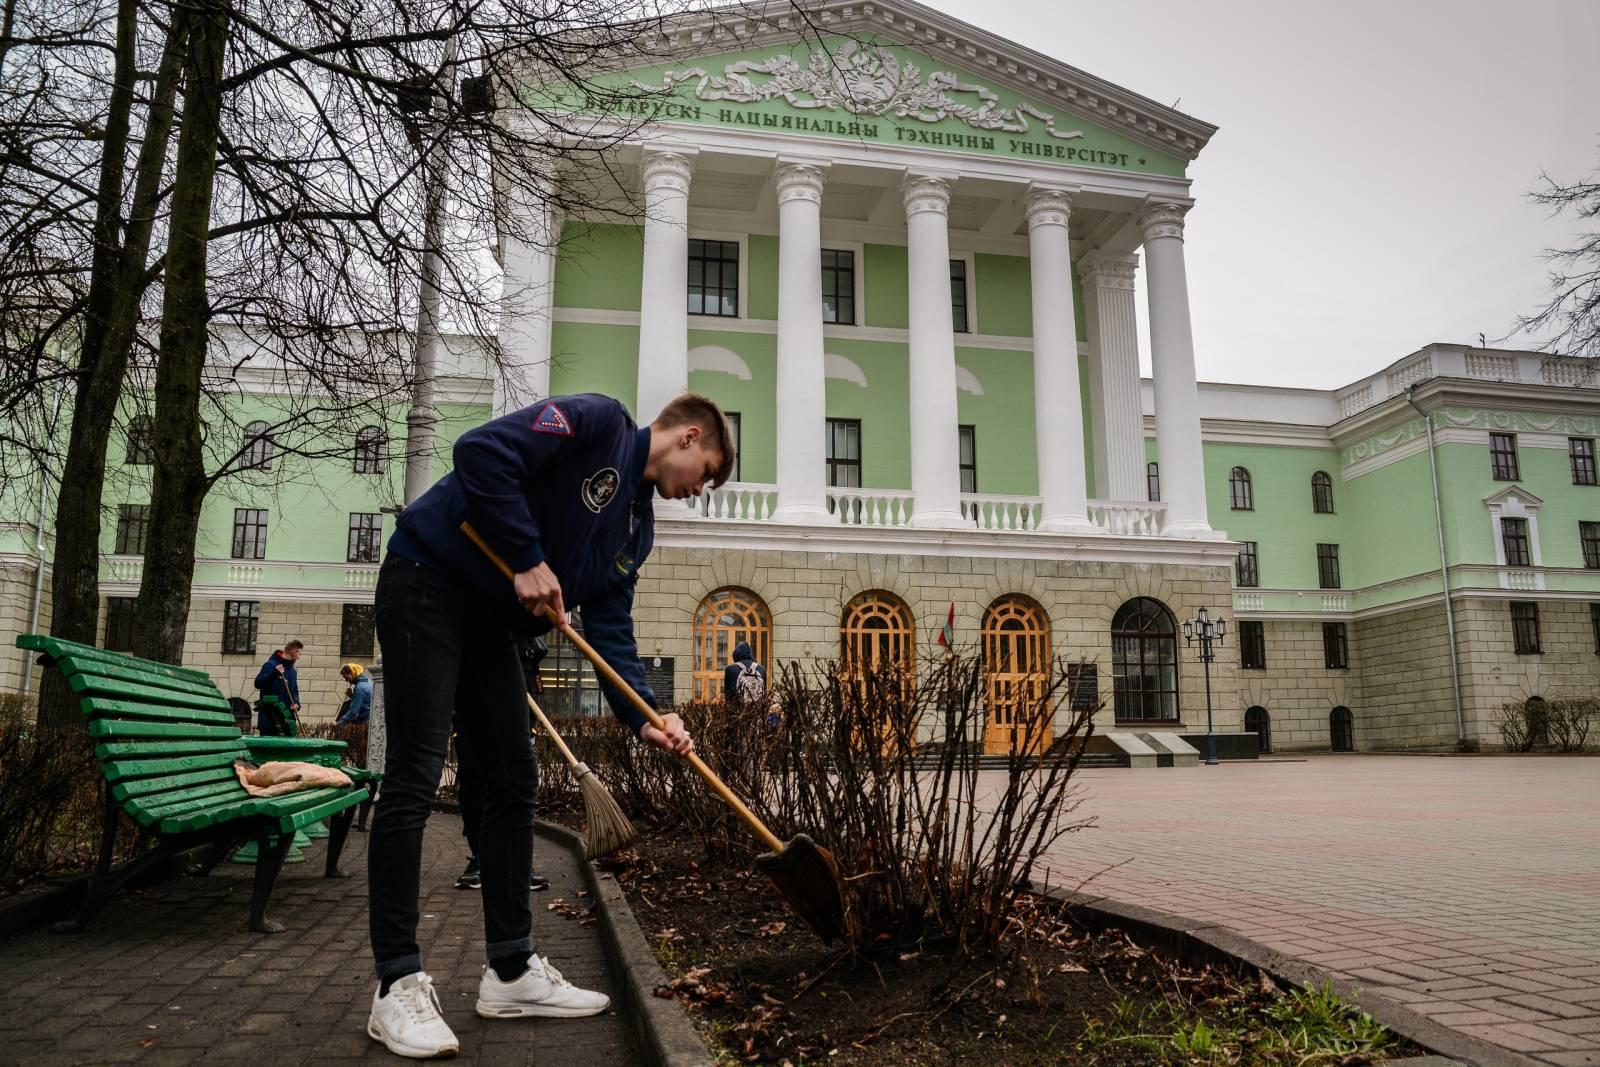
[
  {"xmin": 1541, "ymin": 357, "xmax": 1595, "ymax": 387},
  {"xmin": 343, "ymin": 568, "xmax": 379, "ymax": 590},
  {"xmin": 1502, "ymin": 568, "xmax": 1542, "ymax": 591},
  {"xmin": 1086, "ymin": 500, "xmax": 1168, "ymax": 536},
  {"xmin": 827, "ymin": 488, "xmax": 915, "ymax": 527},
  {"xmin": 1234, "ymin": 592, "xmax": 1264, "ymax": 612},
  {"xmin": 1321, "ymin": 594, "xmax": 1349, "ymax": 612},
  {"xmin": 1386, "ymin": 354, "xmax": 1434, "ymax": 392},
  {"xmin": 227, "ymin": 565, "xmax": 264, "ymax": 585},
  {"xmin": 1338, "ymin": 384, "xmax": 1374, "ymax": 419},
  {"xmin": 106, "ymin": 558, "xmax": 143, "ymax": 583},
  {"xmin": 1464, "ymin": 353, "xmax": 1518, "ymax": 381},
  {"xmin": 960, "ymin": 494, "xmax": 1043, "ymax": 531}
]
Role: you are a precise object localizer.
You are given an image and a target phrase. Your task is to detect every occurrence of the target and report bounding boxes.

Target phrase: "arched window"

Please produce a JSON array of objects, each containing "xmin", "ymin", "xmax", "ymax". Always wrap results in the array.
[
  {"xmin": 1147, "ymin": 461, "xmax": 1160, "ymax": 502},
  {"xmin": 982, "ymin": 595, "xmax": 1051, "ymax": 754},
  {"xmin": 354, "ymin": 426, "xmax": 386, "ymax": 473},
  {"xmin": 1244, "ymin": 705, "xmax": 1271, "ymax": 754},
  {"xmin": 242, "ymin": 421, "xmax": 274, "ymax": 470},
  {"xmin": 1311, "ymin": 471, "xmax": 1335, "ymax": 514},
  {"xmin": 1228, "ymin": 466, "xmax": 1253, "ymax": 510},
  {"xmin": 1112, "ymin": 597, "xmax": 1179, "ymax": 721},
  {"xmin": 1330, "ymin": 706, "xmax": 1354, "ymax": 751},
  {"xmin": 691, "ymin": 587, "xmax": 772, "ymax": 702},
  {"xmin": 125, "ymin": 416, "xmax": 155, "ymax": 465},
  {"xmin": 840, "ymin": 590, "xmax": 914, "ymax": 680}
]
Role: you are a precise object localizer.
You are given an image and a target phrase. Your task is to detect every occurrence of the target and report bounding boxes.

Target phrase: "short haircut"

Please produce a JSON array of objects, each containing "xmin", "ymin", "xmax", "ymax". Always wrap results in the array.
[
  {"xmin": 284, "ymin": 639, "xmax": 304, "ymax": 652},
  {"xmin": 654, "ymin": 392, "xmax": 735, "ymax": 488}
]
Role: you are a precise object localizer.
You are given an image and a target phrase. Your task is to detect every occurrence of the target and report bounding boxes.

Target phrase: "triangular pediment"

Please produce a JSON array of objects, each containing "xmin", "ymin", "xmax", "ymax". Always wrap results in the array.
[
  {"xmin": 577, "ymin": 0, "xmax": 1214, "ymax": 174},
  {"xmin": 1483, "ymin": 485, "xmax": 1544, "ymax": 509}
]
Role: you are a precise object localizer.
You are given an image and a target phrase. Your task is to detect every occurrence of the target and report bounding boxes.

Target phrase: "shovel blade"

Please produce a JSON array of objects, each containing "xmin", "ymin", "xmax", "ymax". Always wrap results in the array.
[{"xmin": 754, "ymin": 833, "xmax": 846, "ymax": 944}]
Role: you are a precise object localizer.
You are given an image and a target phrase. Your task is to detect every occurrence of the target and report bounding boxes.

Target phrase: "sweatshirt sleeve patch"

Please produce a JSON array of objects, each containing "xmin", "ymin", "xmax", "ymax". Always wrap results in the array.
[{"xmin": 531, "ymin": 403, "xmax": 573, "ymax": 436}]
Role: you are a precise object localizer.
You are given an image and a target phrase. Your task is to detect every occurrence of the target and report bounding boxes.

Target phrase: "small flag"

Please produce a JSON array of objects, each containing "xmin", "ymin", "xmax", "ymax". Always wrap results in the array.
[{"xmin": 936, "ymin": 601, "xmax": 955, "ymax": 649}]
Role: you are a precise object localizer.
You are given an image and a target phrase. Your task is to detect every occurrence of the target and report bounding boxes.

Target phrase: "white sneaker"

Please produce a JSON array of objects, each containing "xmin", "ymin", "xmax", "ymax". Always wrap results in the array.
[
  {"xmin": 476, "ymin": 954, "xmax": 611, "ymax": 1018},
  {"xmin": 367, "ymin": 972, "xmax": 460, "ymax": 1059}
]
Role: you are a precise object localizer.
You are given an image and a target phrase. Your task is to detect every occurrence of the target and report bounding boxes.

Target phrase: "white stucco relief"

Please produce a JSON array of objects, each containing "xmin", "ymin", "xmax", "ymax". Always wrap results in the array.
[
  {"xmin": 824, "ymin": 352, "xmax": 868, "ymax": 388},
  {"xmin": 687, "ymin": 344, "xmax": 753, "ymax": 380}
]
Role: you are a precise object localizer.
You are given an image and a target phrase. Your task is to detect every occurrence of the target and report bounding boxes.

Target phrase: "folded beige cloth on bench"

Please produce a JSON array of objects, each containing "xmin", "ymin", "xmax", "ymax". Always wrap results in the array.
[{"xmin": 234, "ymin": 760, "xmax": 353, "ymax": 798}]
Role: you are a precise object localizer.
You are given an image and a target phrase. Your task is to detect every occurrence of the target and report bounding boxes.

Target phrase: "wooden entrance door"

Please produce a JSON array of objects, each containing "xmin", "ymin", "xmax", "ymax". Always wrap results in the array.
[{"xmin": 983, "ymin": 596, "xmax": 1051, "ymax": 755}]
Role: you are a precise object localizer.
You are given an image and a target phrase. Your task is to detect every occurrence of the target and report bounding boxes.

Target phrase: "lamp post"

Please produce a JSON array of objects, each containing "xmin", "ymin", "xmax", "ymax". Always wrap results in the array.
[{"xmin": 1182, "ymin": 607, "xmax": 1228, "ymax": 766}]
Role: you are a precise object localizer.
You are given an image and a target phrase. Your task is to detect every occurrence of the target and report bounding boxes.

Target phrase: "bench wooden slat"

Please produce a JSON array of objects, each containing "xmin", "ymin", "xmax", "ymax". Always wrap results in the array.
[
  {"xmin": 111, "ymin": 766, "xmax": 239, "ymax": 801},
  {"xmin": 96, "ymin": 739, "xmax": 243, "ymax": 761},
  {"xmin": 81, "ymin": 696, "xmax": 237, "ymax": 726},
  {"xmin": 244, "ymin": 737, "xmax": 349, "ymax": 757},
  {"xmin": 276, "ymin": 787, "xmax": 368, "ymax": 832},
  {"xmin": 69, "ymin": 672, "xmax": 232, "ymax": 712},
  {"xmin": 130, "ymin": 783, "xmax": 249, "ymax": 824},
  {"xmin": 137, "ymin": 789, "xmax": 261, "ymax": 831},
  {"xmin": 56, "ymin": 656, "xmax": 228, "ymax": 700},
  {"xmin": 17, "ymin": 634, "xmax": 214, "ymax": 684},
  {"xmin": 103, "ymin": 750, "xmax": 245, "ymax": 782},
  {"xmin": 158, "ymin": 786, "xmax": 349, "ymax": 834},
  {"xmin": 89, "ymin": 720, "xmax": 243, "ymax": 741}
]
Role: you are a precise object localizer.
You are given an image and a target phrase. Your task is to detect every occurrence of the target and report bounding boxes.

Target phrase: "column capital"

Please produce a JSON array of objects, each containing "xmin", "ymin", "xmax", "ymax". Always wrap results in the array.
[
  {"xmin": 774, "ymin": 160, "xmax": 827, "ymax": 205},
  {"xmin": 1077, "ymin": 249, "xmax": 1140, "ymax": 290},
  {"xmin": 1137, "ymin": 200, "xmax": 1189, "ymax": 242},
  {"xmin": 1023, "ymin": 184, "xmax": 1076, "ymax": 229},
  {"xmin": 901, "ymin": 173, "xmax": 952, "ymax": 217},
  {"xmin": 639, "ymin": 148, "xmax": 696, "ymax": 194}
]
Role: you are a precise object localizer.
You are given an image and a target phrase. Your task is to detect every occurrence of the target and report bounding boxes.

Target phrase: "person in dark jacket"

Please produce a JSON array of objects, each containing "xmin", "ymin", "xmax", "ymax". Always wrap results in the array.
[
  {"xmin": 253, "ymin": 640, "xmax": 302, "ymax": 735},
  {"xmin": 363, "ymin": 391, "xmax": 733, "ymax": 1058},
  {"xmin": 723, "ymin": 641, "xmax": 767, "ymax": 705}
]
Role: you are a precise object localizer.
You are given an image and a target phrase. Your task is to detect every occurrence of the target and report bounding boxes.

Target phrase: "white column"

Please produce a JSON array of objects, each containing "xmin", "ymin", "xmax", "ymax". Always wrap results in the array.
[
  {"xmin": 1024, "ymin": 186, "xmax": 1096, "ymax": 534},
  {"xmin": 1139, "ymin": 201, "xmax": 1215, "ymax": 538},
  {"xmin": 903, "ymin": 174, "xmax": 964, "ymax": 529},
  {"xmin": 771, "ymin": 160, "xmax": 831, "ymax": 522},
  {"xmin": 635, "ymin": 148, "xmax": 695, "ymax": 423},
  {"xmin": 1078, "ymin": 251, "xmax": 1145, "ymax": 501},
  {"xmin": 495, "ymin": 178, "xmax": 561, "ymax": 416}
]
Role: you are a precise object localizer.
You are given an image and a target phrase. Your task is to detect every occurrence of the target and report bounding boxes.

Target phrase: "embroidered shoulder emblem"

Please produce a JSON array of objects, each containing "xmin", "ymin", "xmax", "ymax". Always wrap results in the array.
[
  {"xmin": 532, "ymin": 403, "xmax": 573, "ymax": 436},
  {"xmin": 582, "ymin": 467, "xmax": 620, "ymax": 513}
]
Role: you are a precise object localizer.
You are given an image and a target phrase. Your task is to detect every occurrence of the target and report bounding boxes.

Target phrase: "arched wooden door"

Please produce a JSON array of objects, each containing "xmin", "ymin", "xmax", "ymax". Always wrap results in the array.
[
  {"xmin": 692, "ymin": 588, "xmax": 772, "ymax": 702},
  {"xmin": 982, "ymin": 596, "xmax": 1051, "ymax": 754},
  {"xmin": 840, "ymin": 592, "xmax": 916, "ymax": 749}
]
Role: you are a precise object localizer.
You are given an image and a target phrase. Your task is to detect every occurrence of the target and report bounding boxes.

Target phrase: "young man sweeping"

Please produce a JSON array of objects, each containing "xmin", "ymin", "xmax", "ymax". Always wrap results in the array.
[{"xmin": 366, "ymin": 391, "xmax": 732, "ymax": 1058}]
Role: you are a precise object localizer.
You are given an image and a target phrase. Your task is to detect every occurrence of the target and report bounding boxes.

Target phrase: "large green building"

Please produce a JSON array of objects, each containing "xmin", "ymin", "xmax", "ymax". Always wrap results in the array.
[{"xmin": 4, "ymin": 0, "xmax": 1598, "ymax": 752}]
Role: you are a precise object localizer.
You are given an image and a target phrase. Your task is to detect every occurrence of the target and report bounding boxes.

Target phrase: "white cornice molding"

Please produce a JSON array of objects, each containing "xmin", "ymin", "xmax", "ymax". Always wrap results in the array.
[
  {"xmin": 1334, "ymin": 376, "xmax": 1600, "ymax": 441},
  {"xmin": 1141, "ymin": 415, "xmax": 1334, "ymax": 449},
  {"xmin": 633, "ymin": 0, "xmax": 1218, "ymax": 161}
]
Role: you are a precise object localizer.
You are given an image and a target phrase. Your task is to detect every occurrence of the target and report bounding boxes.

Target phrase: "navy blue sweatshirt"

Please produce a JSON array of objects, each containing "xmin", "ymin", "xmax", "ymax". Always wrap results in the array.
[{"xmin": 387, "ymin": 393, "xmax": 657, "ymax": 736}]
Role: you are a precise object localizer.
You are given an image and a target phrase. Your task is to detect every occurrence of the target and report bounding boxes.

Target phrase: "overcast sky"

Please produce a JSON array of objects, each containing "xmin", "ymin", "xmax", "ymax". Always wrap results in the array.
[{"xmin": 936, "ymin": 0, "xmax": 1600, "ymax": 391}]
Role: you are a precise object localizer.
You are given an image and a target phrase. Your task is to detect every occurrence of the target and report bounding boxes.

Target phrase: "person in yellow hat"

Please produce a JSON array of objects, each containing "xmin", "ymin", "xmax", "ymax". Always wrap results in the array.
[{"xmin": 337, "ymin": 662, "xmax": 373, "ymax": 724}]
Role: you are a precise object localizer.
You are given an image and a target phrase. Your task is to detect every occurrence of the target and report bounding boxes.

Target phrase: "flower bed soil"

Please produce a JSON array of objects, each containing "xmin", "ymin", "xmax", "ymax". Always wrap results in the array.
[{"xmin": 582, "ymin": 831, "xmax": 1418, "ymax": 1066}]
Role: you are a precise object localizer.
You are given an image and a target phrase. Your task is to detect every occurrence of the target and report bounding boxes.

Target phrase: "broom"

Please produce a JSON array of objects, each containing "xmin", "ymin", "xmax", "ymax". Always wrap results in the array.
[
  {"xmin": 526, "ymin": 690, "xmax": 637, "ymax": 860},
  {"xmin": 463, "ymin": 522, "xmax": 847, "ymax": 943}
]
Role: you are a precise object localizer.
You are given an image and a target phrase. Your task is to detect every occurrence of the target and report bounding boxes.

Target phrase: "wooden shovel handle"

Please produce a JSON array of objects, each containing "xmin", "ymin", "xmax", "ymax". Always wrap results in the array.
[{"xmin": 461, "ymin": 521, "xmax": 785, "ymax": 853}]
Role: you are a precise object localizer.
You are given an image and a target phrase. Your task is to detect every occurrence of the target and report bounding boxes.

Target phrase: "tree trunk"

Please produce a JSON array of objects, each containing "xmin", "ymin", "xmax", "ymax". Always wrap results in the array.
[{"xmin": 134, "ymin": 0, "xmax": 230, "ymax": 665}]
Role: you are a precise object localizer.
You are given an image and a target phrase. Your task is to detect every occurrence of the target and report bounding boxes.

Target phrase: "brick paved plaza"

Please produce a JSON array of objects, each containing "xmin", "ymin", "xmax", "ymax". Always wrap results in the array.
[
  {"xmin": 1031, "ymin": 754, "xmax": 1600, "ymax": 1067},
  {"xmin": 0, "ymin": 818, "xmax": 636, "ymax": 1066}
]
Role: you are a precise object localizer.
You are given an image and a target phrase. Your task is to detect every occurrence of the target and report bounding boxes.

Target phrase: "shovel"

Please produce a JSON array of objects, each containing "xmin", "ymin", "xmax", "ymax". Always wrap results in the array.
[{"xmin": 462, "ymin": 521, "xmax": 846, "ymax": 943}]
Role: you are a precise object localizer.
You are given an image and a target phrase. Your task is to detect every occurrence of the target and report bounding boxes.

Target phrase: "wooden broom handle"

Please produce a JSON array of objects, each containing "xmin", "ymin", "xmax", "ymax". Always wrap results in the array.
[
  {"xmin": 461, "ymin": 522, "xmax": 785, "ymax": 853},
  {"xmin": 526, "ymin": 693, "xmax": 582, "ymax": 771}
]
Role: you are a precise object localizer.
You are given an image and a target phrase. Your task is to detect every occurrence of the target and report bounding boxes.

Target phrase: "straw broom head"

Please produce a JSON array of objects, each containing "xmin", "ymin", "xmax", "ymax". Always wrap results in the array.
[{"xmin": 574, "ymin": 762, "xmax": 637, "ymax": 860}]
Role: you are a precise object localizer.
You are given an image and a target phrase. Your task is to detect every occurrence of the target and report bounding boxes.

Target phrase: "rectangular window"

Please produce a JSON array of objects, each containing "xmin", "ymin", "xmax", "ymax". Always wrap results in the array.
[
  {"xmin": 725, "ymin": 412, "xmax": 742, "ymax": 483},
  {"xmin": 1240, "ymin": 620, "xmax": 1266, "ymax": 670},
  {"xmin": 1147, "ymin": 461, "xmax": 1160, "ymax": 503},
  {"xmin": 1511, "ymin": 601, "xmax": 1541, "ymax": 654},
  {"xmin": 825, "ymin": 418, "xmax": 861, "ymax": 488},
  {"xmin": 125, "ymin": 420, "xmax": 154, "ymax": 465},
  {"xmin": 231, "ymin": 508, "xmax": 268, "ymax": 560},
  {"xmin": 114, "ymin": 503, "xmax": 150, "ymax": 555},
  {"xmin": 950, "ymin": 259, "xmax": 969, "ymax": 333},
  {"xmin": 1592, "ymin": 603, "xmax": 1600, "ymax": 654},
  {"xmin": 347, "ymin": 513, "xmax": 383, "ymax": 564},
  {"xmin": 1571, "ymin": 438, "xmax": 1596, "ymax": 486},
  {"xmin": 1235, "ymin": 541, "xmax": 1260, "ymax": 588},
  {"xmin": 1322, "ymin": 622, "xmax": 1349, "ymax": 669},
  {"xmin": 1501, "ymin": 517, "xmax": 1533, "ymax": 567},
  {"xmin": 104, "ymin": 596, "xmax": 138, "ymax": 652},
  {"xmin": 223, "ymin": 600, "xmax": 260, "ymax": 654},
  {"xmin": 1066, "ymin": 662, "xmax": 1098, "ymax": 712},
  {"xmin": 1490, "ymin": 432, "xmax": 1519, "ymax": 480},
  {"xmin": 341, "ymin": 603, "xmax": 376, "ymax": 659},
  {"xmin": 1583, "ymin": 522, "xmax": 1600, "ymax": 569},
  {"xmin": 821, "ymin": 249, "xmax": 855, "ymax": 325},
  {"xmin": 958, "ymin": 425, "xmax": 977, "ymax": 494},
  {"xmin": 687, "ymin": 238, "xmax": 739, "ymax": 317},
  {"xmin": 1316, "ymin": 543, "xmax": 1341, "ymax": 589}
]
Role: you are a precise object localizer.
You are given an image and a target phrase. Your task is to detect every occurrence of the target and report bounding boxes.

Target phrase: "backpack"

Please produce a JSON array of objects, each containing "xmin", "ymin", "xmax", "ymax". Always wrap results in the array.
[{"xmin": 735, "ymin": 661, "xmax": 765, "ymax": 705}]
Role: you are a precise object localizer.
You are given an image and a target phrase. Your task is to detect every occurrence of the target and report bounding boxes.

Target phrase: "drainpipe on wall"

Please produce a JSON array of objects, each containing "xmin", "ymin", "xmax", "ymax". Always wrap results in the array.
[{"xmin": 1406, "ymin": 385, "xmax": 1468, "ymax": 746}]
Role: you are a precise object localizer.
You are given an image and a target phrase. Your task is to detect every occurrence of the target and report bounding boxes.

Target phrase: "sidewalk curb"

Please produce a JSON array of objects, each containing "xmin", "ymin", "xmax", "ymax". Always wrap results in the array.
[
  {"xmin": 1041, "ymin": 886, "xmax": 1543, "ymax": 1067},
  {"xmin": 536, "ymin": 820, "xmax": 713, "ymax": 1067}
]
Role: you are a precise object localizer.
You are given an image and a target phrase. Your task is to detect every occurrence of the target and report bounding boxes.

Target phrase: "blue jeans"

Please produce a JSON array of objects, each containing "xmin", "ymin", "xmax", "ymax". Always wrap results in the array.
[{"xmin": 368, "ymin": 555, "xmax": 538, "ymax": 981}]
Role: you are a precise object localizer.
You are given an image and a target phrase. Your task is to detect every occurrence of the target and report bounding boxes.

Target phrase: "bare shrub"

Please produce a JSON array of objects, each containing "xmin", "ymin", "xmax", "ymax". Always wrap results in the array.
[
  {"xmin": 1495, "ymin": 700, "xmax": 1550, "ymax": 752},
  {"xmin": 293, "ymin": 721, "xmax": 370, "ymax": 767},
  {"xmin": 1547, "ymin": 699, "xmax": 1597, "ymax": 752}
]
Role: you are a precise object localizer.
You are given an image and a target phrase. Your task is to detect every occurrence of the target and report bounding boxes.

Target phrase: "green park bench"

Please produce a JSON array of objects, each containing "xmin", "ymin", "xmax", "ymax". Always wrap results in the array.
[{"xmin": 18, "ymin": 633, "xmax": 375, "ymax": 934}]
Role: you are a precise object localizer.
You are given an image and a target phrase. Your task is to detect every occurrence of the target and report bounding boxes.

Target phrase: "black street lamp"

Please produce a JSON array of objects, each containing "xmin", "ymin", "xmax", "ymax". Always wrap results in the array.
[{"xmin": 1182, "ymin": 607, "xmax": 1228, "ymax": 767}]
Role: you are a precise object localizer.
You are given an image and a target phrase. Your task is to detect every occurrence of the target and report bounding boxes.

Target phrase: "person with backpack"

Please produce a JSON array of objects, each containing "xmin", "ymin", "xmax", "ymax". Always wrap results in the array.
[{"xmin": 723, "ymin": 641, "xmax": 767, "ymax": 707}]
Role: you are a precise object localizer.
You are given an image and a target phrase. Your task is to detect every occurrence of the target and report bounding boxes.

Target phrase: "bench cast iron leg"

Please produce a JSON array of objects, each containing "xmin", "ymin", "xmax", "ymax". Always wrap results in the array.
[
  {"xmin": 324, "ymin": 803, "xmax": 357, "ymax": 878},
  {"xmin": 248, "ymin": 830, "xmax": 293, "ymax": 934}
]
